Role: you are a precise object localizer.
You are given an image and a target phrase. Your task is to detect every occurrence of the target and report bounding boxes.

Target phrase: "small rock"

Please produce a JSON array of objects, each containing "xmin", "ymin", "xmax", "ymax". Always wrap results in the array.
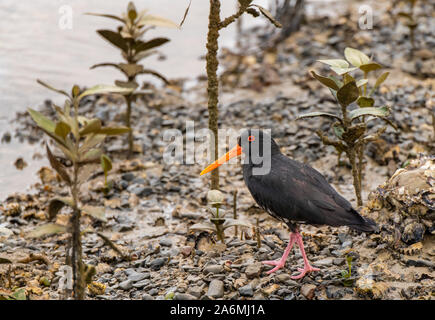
[
  {"xmin": 239, "ymin": 284, "xmax": 254, "ymax": 297},
  {"xmin": 207, "ymin": 280, "xmax": 224, "ymax": 298},
  {"xmin": 314, "ymin": 257, "xmax": 334, "ymax": 267},
  {"xmin": 300, "ymin": 284, "xmax": 316, "ymax": 300},
  {"xmin": 245, "ymin": 262, "xmax": 263, "ymax": 279},
  {"xmin": 159, "ymin": 238, "xmax": 172, "ymax": 247},
  {"xmin": 174, "ymin": 293, "xmax": 197, "ymax": 300},
  {"xmin": 142, "ymin": 293, "xmax": 154, "ymax": 300},
  {"xmin": 128, "ymin": 272, "xmax": 149, "ymax": 282},
  {"xmin": 204, "ymin": 264, "xmax": 224, "ymax": 275},
  {"xmin": 187, "ymin": 286, "xmax": 203, "ymax": 298},
  {"xmin": 149, "ymin": 257, "xmax": 167, "ymax": 271},
  {"xmin": 119, "ymin": 280, "xmax": 133, "ymax": 291}
]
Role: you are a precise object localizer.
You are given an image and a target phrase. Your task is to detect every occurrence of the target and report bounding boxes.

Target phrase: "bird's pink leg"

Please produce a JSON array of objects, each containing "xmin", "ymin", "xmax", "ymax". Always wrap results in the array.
[
  {"xmin": 261, "ymin": 232, "xmax": 297, "ymax": 274},
  {"xmin": 290, "ymin": 232, "xmax": 320, "ymax": 279}
]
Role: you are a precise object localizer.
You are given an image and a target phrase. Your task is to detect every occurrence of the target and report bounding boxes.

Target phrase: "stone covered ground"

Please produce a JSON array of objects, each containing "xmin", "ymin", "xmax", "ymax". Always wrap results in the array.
[{"xmin": 0, "ymin": 1, "xmax": 434, "ymax": 300}]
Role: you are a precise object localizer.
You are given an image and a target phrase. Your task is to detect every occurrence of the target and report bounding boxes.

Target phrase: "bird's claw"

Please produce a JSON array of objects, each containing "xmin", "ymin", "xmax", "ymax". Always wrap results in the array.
[
  {"xmin": 290, "ymin": 266, "xmax": 320, "ymax": 279},
  {"xmin": 261, "ymin": 260, "xmax": 285, "ymax": 274}
]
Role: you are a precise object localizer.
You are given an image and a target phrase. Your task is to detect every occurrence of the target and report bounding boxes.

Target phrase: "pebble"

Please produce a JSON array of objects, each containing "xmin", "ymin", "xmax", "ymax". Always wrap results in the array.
[
  {"xmin": 149, "ymin": 257, "xmax": 167, "ymax": 270},
  {"xmin": 238, "ymin": 284, "xmax": 254, "ymax": 297},
  {"xmin": 204, "ymin": 264, "xmax": 224, "ymax": 275},
  {"xmin": 174, "ymin": 293, "xmax": 197, "ymax": 300},
  {"xmin": 314, "ymin": 257, "xmax": 334, "ymax": 267},
  {"xmin": 119, "ymin": 280, "xmax": 133, "ymax": 291},
  {"xmin": 159, "ymin": 238, "xmax": 172, "ymax": 247},
  {"xmin": 128, "ymin": 272, "xmax": 149, "ymax": 282},
  {"xmin": 187, "ymin": 286, "xmax": 203, "ymax": 298},
  {"xmin": 245, "ymin": 262, "xmax": 263, "ymax": 279},
  {"xmin": 142, "ymin": 293, "xmax": 154, "ymax": 300},
  {"xmin": 300, "ymin": 284, "xmax": 316, "ymax": 300},
  {"xmin": 207, "ymin": 280, "xmax": 224, "ymax": 298},
  {"xmin": 133, "ymin": 280, "xmax": 151, "ymax": 288}
]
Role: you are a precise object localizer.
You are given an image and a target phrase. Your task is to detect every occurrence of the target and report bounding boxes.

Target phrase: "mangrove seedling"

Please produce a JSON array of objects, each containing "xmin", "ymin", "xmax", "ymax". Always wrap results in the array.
[
  {"xmin": 298, "ymin": 47, "xmax": 396, "ymax": 206},
  {"xmin": 341, "ymin": 253, "xmax": 354, "ymax": 287},
  {"xmin": 27, "ymin": 80, "xmax": 132, "ymax": 299},
  {"xmin": 87, "ymin": 1, "xmax": 176, "ymax": 155},
  {"xmin": 205, "ymin": 0, "xmax": 282, "ymax": 190},
  {"xmin": 190, "ymin": 190, "xmax": 251, "ymax": 242}
]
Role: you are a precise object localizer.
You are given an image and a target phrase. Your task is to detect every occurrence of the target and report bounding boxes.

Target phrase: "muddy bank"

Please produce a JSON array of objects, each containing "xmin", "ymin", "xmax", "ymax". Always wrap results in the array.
[{"xmin": 0, "ymin": 0, "xmax": 434, "ymax": 300}]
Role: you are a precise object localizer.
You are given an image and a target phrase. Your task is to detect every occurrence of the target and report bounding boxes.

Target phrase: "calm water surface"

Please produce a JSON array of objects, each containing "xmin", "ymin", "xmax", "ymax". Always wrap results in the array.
[{"xmin": 0, "ymin": 0, "xmax": 338, "ymax": 200}]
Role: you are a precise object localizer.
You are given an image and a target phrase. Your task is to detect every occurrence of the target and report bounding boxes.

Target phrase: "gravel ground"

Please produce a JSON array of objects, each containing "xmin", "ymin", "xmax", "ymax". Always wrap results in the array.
[{"xmin": 0, "ymin": 1, "xmax": 434, "ymax": 300}]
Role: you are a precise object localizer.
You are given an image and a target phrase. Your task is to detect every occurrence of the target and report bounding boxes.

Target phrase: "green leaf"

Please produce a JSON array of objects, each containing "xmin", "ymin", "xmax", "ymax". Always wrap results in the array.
[
  {"xmin": 71, "ymin": 85, "xmax": 80, "ymax": 98},
  {"xmin": 97, "ymin": 126, "xmax": 131, "ymax": 135},
  {"xmin": 46, "ymin": 144, "xmax": 71, "ymax": 184},
  {"xmin": 349, "ymin": 106, "xmax": 390, "ymax": 120},
  {"xmin": 189, "ymin": 222, "xmax": 216, "ymax": 233},
  {"xmin": 127, "ymin": 2, "xmax": 137, "ymax": 22},
  {"xmin": 97, "ymin": 29, "xmax": 129, "ymax": 53},
  {"xmin": 135, "ymin": 38, "xmax": 170, "ymax": 53},
  {"xmin": 223, "ymin": 218, "xmax": 252, "ymax": 229},
  {"xmin": 54, "ymin": 121, "xmax": 71, "ymax": 139},
  {"xmin": 357, "ymin": 96, "xmax": 375, "ymax": 108},
  {"xmin": 101, "ymin": 154, "xmax": 112, "ymax": 175},
  {"xmin": 78, "ymin": 84, "xmax": 133, "ymax": 100},
  {"xmin": 47, "ymin": 197, "xmax": 74, "ymax": 220},
  {"xmin": 28, "ymin": 223, "xmax": 67, "ymax": 238},
  {"xmin": 85, "ymin": 13, "xmax": 125, "ymax": 23},
  {"xmin": 114, "ymin": 80, "xmax": 139, "ymax": 89},
  {"xmin": 370, "ymin": 72, "xmax": 389, "ymax": 96},
  {"xmin": 331, "ymin": 66, "xmax": 358, "ymax": 75},
  {"xmin": 139, "ymin": 69, "xmax": 169, "ymax": 84},
  {"xmin": 82, "ymin": 205, "xmax": 106, "ymax": 222},
  {"xmin": 337, "ymin": 81, "xmax": 359, "ymax": 106},
  {"xmin": 251, "ymin": 5, "xmax": 282, "ymax": 28},
  {"xmin": 343, "ymin": 73, "xmax": 355, "ymax": 85},
  {"xmin": 297, "ymin": 112, "xmax": 342, "ymax": 122},
  {"xmin": 359, "ymin": 62, "xmax": 382, "ymax": 73},
  {"xmin": 28, "ymin": 108, "xmax": 56, "ymax": 133},
  {"xmin": 90, "ymin": 62, "xmax": 122, "ymax": 72},
  {"xmin": 318, "ymin": 59, "xmax": 349, "ymax": 69},
  {"xmin": 138, "ymin": 14, "xmax": 179, "ymax": 28},
  {"xmin": 79, "ymin": 118, "xmax": 102, "ymax": 136},
  {"xmin": 79, "ymin": 134, "xmax": 106, "ymax": 154},
  {"xmin": 119, "ymin": 63, "xmax": 144, "ymax": 78},
  {"xmin": 81, "ymin": 148, "xmax": 103, "ymax": 162},
  {"xmin": 310, "ymin": 71, "xmax": 339, "ymax": 90},
  {"xmin": 36, "ymin": 79, "xmax": 71, "ymax": 99},
  {"xmin": 356, "ymin": 79, "xmax": 369, "ymax": 88},
  {"xmin": 344, "ymin": 47, "xmax": 371, "ymax": 67}
]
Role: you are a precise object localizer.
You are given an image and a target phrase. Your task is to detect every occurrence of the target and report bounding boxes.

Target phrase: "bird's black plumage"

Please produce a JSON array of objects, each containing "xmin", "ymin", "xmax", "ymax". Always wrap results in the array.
[{"xmin": 239, "ymin": 129, "xmax": 377, "ymax": 233}]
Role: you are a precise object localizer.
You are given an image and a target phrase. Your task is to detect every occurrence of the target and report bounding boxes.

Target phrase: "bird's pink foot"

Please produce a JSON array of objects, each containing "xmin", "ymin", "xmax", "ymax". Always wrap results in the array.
[
  {"xmin": 290, "ymin": 265, "xmax": 320, "ymax": 279},
  {"xmin": 261, "ymin": 259, "xmax": 286, "ymax": 274}
]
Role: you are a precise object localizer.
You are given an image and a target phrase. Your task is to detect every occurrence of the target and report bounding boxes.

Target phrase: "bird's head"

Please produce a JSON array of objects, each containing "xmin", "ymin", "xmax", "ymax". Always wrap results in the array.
[{"xmin": 200, "ymin": 129, "xmax": 281, "ymax": 176}]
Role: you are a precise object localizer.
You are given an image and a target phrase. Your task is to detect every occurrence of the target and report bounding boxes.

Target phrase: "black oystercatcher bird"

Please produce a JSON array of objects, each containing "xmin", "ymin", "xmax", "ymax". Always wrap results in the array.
[{"xmin": 200, "ymin": 129, "xmax": 377, "ymax": 279}]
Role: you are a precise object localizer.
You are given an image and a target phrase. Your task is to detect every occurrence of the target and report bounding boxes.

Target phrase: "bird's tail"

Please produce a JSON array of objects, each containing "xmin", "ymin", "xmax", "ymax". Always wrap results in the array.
[{"xmin": 347, "ymin": 209, "xmax": 378, "ymax": 233}]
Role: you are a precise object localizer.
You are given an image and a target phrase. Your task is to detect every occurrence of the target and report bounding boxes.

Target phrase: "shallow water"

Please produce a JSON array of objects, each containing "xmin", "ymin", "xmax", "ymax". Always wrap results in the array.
[
  {"xmin": 0, "ymin": 0, "xmax": 341, "ymax": 200},
  {"xmin": 0, "ymin": 0, "xmax": 276, "ymax": 200}
]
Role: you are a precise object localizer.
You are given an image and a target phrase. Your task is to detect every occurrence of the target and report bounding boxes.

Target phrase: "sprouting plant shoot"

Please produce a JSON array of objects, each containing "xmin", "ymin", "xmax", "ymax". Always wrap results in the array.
[
  {"xmin": 27, "ymin": 80, "xmax": 132, "ymax": 299},
  {"xmin": 205, "ymin": 0, "xmax": 282, "ymax": 190},
  {"xmin": 190, "ymin": 190, "xmax": 251, "ymax": 242},
  {"xmin": 298, "ymin": 47, "xmax": 396, "ymax": 206},
  {"xmin": 87, "ymin": 1, "xmax": 177, "ymax": 156},
  {"xmin": 341, "ymin": 253, "xmax": 354, "ymax": 287}
]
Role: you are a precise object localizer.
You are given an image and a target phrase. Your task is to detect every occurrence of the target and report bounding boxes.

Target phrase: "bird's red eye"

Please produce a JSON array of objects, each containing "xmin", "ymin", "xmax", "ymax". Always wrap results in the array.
[{"xmin": 248, "ymin": 135, "xmax": 255, "ymax": 142}]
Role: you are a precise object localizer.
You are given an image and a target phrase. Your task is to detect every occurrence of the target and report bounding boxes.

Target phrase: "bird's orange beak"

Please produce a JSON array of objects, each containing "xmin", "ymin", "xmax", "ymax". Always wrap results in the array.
[{"xmin": 200, "ymin": 144, "xmax": 242, "ymax": 176}]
